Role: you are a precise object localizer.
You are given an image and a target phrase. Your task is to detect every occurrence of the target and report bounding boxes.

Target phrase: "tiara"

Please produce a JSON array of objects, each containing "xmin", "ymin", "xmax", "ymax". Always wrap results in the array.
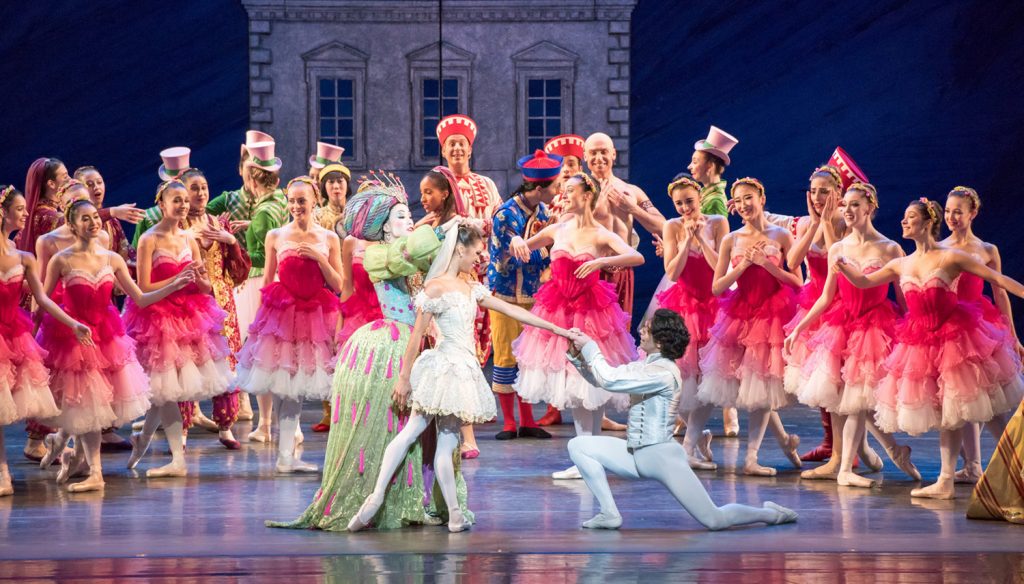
[
  {"xmin": 949, "ymin": 186, "xmax": 980, "ymax": 210},
  {"xmin": 667, "ymin": 176, "xmax": 702, "ymax": 196},
  {"xmin": 809, "ymin": 165, "xmax": 842, "ymax": 188},
  {"xmin": 848, "ymin": 181, "xmax": 879, "ymax": 208},
  {"xmin": 0, "ymin": 185, "xmax": 14, "ymax": 206},
  {"xmin": 731, "ymin": 177, "xmax": 765, "ymax": 198}
]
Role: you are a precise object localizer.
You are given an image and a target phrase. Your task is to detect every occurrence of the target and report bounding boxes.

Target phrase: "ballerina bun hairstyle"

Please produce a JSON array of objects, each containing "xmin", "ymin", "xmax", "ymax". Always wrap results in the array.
[
  {"xmin": 947, "ymin": 186, "xmax": 981, "ymax": 212},
  {"xmin": 908, "ymin": 197, "xmax": 943, "ymax": 238}
]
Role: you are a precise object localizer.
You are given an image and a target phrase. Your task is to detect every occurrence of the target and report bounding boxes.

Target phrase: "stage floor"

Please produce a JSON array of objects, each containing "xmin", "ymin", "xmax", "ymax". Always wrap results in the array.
[{"xmin": 1, "ymin": 405, "xmax": 1021, "ymax": 581}]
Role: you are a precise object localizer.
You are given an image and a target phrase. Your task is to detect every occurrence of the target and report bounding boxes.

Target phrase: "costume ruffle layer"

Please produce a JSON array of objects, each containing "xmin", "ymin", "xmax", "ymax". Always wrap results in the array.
[
  {"xmin": 124, "ymin": 294, "xmax": 232, "ymax": 404},
  {"xmin": 410, "ymin": 346, "xmax": 497, "ymax": 423},
  {"xmin": 235, "ymin": 282, "xmax": 340, "ymax": 400},
  {"xmin": 655, "ymin": 281, "xmax": 716, "ymax": 383},
  {"xmin": 0, "ymin": 329, "xmax": 59, "ymax": 425},
  {"xmin": 337, "ymin": 262, "xmax": 384, "ymax": 348}
]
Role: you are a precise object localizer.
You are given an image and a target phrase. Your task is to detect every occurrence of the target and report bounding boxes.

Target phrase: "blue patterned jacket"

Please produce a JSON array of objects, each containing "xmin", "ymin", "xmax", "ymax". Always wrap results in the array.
[{"xmin": 487, "ymin": 195, "xmax": 549, "ymax": 304}]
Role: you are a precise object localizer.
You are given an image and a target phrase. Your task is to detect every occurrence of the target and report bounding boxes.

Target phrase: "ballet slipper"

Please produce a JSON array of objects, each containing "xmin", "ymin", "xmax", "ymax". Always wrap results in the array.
[
  {"xmin": 887, "ymin": 445, "xmax": 922, "ymax": 481},
  {"xmin": 347, "ymin": 494, "xmax": 384, "ymax": 532},
  {"xmin": 192, "ymin": 411, "xmax": 220, "ymax": 433},
  {"xmin": 447, "ymin": 508, "xmax": 471, "ymax": 533},
  {"xmin": 743, "ymin": 456, "xmax": 777, "ymax": 477},
  {"xmin": 127, "ymin": 432, "xmax": 152, "ymax": 470},
  {"xmin": 860, "ymin": 446, "xmax": 884, "ymax": 472},
  {"xmin": 723, "ymin": 408, "xmax": 739, "ymax": 437},
  {"xmin": 56, "ymin": 450, "xmax": 89, "ymax": 484},
  {"xmin": 219, "ymin": 430, "xmax": 241, "ymax": 450},
  {"xmin": 275, "ymin": 454, "xmax": 319, "ymax": 474},
  {"xmin": 582, "ymin": 512, "xmax": 623, "ymax": 530},
  {"xmin": 910, "ymin": 476, "xmax": 955, "ymax": 500},
  {"xmin": 688, "ymin": 455, "xmax": 717, "ymax": 470},
  {"xmin": 248, "ymin": 427, "xmax": 271, "ymax": 443},
  {"xmin": 0, "ymin": 468, "xmax": 12, "ymax": 497},
  {"xmin": 954, "ymin": 463, "xmax": 983, "ymax": 484},
  {"xmin": 697, "ymin": 429, "xmax": 714, "ymax": 462},
  {"xmin": 781, "ymin": 434, "xmax": 802, "ymax": 469},
  {"xmin": 601, "ymin": 416, "xmax": 627, "ymax": 432},
  {"xmin": 763, "ymin": 501, "xmax": 798, "ymax": 525},
  {"xmin": 39, "ymin": 434, "xmax": 68, "ymax": 469},
  {"xmin": 837, "ymin": 470, "xmax": 876, "ymax": 488},
  {"xmin": 146, "ymin": 461, "xmax": 188, "ymax": 478},
  {"xmin": 66, "ymin": 472, "xmax": 104, "ymax": 493},
  {"xmin": 799, "ymin": 459, "xmax": 840, "ymax": 480},
  {"xmin": 552, "ymin": 465, "xmax": 582, "ymax": 480},
  {"xmin": 537, "ymin": 406, "xmax": 562, "ymax": 426}
]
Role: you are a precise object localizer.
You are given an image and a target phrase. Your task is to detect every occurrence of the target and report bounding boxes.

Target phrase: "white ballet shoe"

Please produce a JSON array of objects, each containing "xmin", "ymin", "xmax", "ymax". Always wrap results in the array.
[
  {"xmin": 192, "ymin": 410, "xmax": 220, "ymax": 433},
  {"xmin": 582, "ymin": 512, "xmax": 623, "ymax": 530},
  {"xmin": 447, "ymin": 508, "xmax": 471, "ymax": 533},
  {"xmin": 275, "ymin": 455, "xmax": 319, "ymax": 474},
  {"xmin": 687, "ymin": 455, "xmax": 717, "ymax": 470},
  {"xmin": 954, "ymin": 463, "xmax": 983, "ymax": 484},
  {"xmin": 763, "ymin": 501, "xmax": 798, "ymax": 525},
  {"xmin": 347, "ymin": 494, "xmax": 384, "ymax": 532},
  {"xmin": 39, "ymin": 434, "xmax": 66, "ymax": 469},
  {"xmin": 800, "ymin": 459, "xmax": 840, "ymax": 480},
  {"xmin": 860, "ymin": 447, "xmax": 884, "ymax": 473},
  {"xmin": 837, "ymin": 470, "xmax": 876, "ymax": 488},
  {"xmin": 248, "ymin": 427, "xmax": 271, "ymax": 443},
  {"xmin": 146, "ymin": 461, "xmax": 188, "ymax": 478},
  {"xmin": 887, "ymin": 444, "xmax": 922, "ymax": 481},
  {"xmin": 743, "ymin": 456, "xmax": 777, "ymax": 477},
  {"xmin": 56, "ymin": 450, "xmax": 89, "ymax": 484},
  {"xmin": 910, "ymin": 477, "xmax": 955, "ymax": 500},
  {"xmin": 552, "ymin": 465, "xmax": 582, "ymax": 480},
  {"xmin": 781, "ymin": 434, "xmax": 802, "ymax": 469},
  {"xmin": 66, "ymin": 472, "xmax": 104, "ymax": 493},
  {"xmin": 127, "ymin": 432, "xmax": 152, "ymax": 470},
  {"xmin": 698, "ymin": 429, "xmax": 715, "ymax": 462}
]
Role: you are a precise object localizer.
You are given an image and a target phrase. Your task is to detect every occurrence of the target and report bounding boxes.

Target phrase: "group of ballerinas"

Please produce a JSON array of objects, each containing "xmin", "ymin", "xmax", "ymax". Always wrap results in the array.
[{"xmin": 1, "ymin": 121, "xmax": 1021, "ymax": 536}]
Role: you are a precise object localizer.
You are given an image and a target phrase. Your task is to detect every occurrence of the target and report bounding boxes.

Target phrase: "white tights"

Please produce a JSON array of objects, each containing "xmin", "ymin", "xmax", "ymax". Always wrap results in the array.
[
  {"xmin": 275, "ymin": 396, "xmax": 303, "ymax": 460},
  {"xmin": 569, "ymin": 437, "xmax": 783, "ymax": 530},
  {"xmin": 139, "ymin": 402, "xmax": 186, "ymax": 466},
  {"xmin": 369, "ymin": 412, "xmax": 462, "ymax": 514}
]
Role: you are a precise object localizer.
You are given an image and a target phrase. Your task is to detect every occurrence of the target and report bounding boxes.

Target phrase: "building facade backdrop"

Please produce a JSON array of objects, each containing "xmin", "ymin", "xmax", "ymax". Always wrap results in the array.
[{"xmin": 241, "ymin": 0, "xmax": 636, "ymax": 197}]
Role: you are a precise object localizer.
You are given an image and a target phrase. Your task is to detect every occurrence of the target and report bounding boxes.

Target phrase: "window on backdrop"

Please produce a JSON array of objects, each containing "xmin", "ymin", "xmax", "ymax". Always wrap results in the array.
[
  {"xmin": 527, "ymin": 79, "xmax": 562, "ymax": 153},
  {"xmin": 318, "ymin": 78, "xmax": 356, "ymax": 155},
  {"xmin": 422, "ymin": 77, "xmax": 460, "ymax": 159}
]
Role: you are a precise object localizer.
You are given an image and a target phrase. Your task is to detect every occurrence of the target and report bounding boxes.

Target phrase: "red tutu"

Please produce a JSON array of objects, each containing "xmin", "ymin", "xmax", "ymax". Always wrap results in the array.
[
  {"xmin": 513, "ymin": 251, "xmax": 638, "ymax": 411},
  {"xmin": 236, "ymin": 242, "xmax": 340, "ymax": 400},
  {"xmin": 698, "ymin": 246, "xmax": 797, "ymax": 411},
  {"xmin": 38, "ymin": 266, "xmax": 150, "ymax": 435},
  {"xmin": 0, "ymin": 264, "xmax": 59, "ymax": 425},
  {"xmin": 875, "ymin": 273, "xmax": 1024, "ymax": 435},
  {"xmin": 655, "ymin": 249, "xmax": 717, "ymax": 412},
  {"xmin": 783, "ymin": 249, "xmax": 828, "ymax": 393},
  {"xmin": 124, "ymin": 249, "xmax": 232, "ymax": 405}
]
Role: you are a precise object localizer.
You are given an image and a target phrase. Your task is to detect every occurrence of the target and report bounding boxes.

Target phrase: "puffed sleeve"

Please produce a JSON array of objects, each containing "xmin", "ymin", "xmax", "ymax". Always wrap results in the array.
[
  {"xmin": 414, "ymin": 290, "xmax": 448, "ymax": 314},
  {"xmin": 471, "ymin": 282, "xmax": 492, "ymax": 304},
  {"xmin": 363, "ymin": 225, "xmax": 442, "ymax": 282}
]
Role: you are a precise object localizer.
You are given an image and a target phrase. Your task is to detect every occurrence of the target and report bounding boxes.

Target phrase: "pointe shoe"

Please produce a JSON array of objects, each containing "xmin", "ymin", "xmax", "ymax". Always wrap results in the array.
[
  {"xmin": 347, "ymin": 495, "xmax": 384, "ymax": 532},
  {"xmin": 236, "ymin": 394, "xmax": 254, "ymax": 421},
  {"xmin": 582, "ymin": 512, "xmax": 623, "ymax": 530},
  {"xmin": 601, "ymin": 416, "xmax": 627, "ymax": 432},
  {"xmin": 248, "ymin": 427, "xmax": 271, "ymax": 443},
  {"xmin": 552, "ymin": 465, "xmax": 582, "ymax": 480},
  {"xmin": 954, "ymin": 465, "xmax": 983, "ymax": 484},
  {"xmin": 781, "ymin": 434, "xmax": 802, "ymax": 469},
  {"xmin": 127, "ymin": 432, "xmax": 152, "ymax": 470},
  {"xmin": 56, "ymin": 450, "xmax": 89, "ymax": 484},
  {"xmin": 723, "ymin": 408, "xmax": 739, "ymax": 437},
  {"xmin": 910, "ymin": 478, "xmax": 955, "ymax": 500},
  {"xmin": 276, "ymin": 455, "xmax": 319, "ymax": 474},
  {"xmin": 888, "ymin": 445, "xmax": 922, "ymax": 481},
  {"xmin": 146, "ymin": 462, "xmax": 188, "ymax": 478},
  {"xmin": 0, "ymin": 471, "xmax": 12, "ymax": 497},
  {"xmin": 688, "ymin": 455, "xmax": 717, "ymax": 470},
  {"xmin": 743, "ymin": 458, "xmax": 777, "ymax": 477},
  {"xmin": 447, "ymin": 508, "xmax": 471, "ymax": 533},
  {"xmin": 66, "ymin": 472, "xmax": 104, "ymax": 493},
  {"xmin": 23, "ymin": 439, "xmax": 47, "ymax": 462},
  {"xmin": 800, "ymin": 461, "xmax": 839, "ymax": 480},
  {"xmin": 837, "ymin": 470, "xmax": 877, "ymax": 488},
  {"xmin": 860, "ymin": 447, "xmax": 884, "ymax": 472},
  {"xmin": 39, "ymin": 434, "xmax": 66, "ymax": 469},
  {"xmin": 764, "ymin": 501, "xmax": 798, "ymax": 524},
  {"xmin": 192, "ymin": 411, "xmax": 220, "ymax": 433},
  {"xmin": 538, "ymin": 406, "xmax": 562, "ymax": 426},
  {"xmin": 698, "ymin": 429, "xmax": 715, "ymax": 463}
]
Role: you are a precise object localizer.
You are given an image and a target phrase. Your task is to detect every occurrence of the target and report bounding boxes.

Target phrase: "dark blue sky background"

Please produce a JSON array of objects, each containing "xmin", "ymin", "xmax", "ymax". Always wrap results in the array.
[{"xmin": 3, "ymin": 1, "xmax": 1023, "ymax": 327}]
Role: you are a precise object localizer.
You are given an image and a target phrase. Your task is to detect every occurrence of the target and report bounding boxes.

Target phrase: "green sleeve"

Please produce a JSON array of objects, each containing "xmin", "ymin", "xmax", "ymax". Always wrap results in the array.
[
  {"xmin": 206, "ymin": 192, "xmax": 229, "ymax": 215},
  {"xmin": 245, "ymin": 209, "xmax": 280, "ymax": 273},
  {"xmin": 701, "ymin": 197, "xmax": 728, "ymax": 217},
  {"xmin": 131, "ymin": 216, "xmax": 155, "ymax": 248},
  {"xmin": 363, "ymin": 225, "xmax": 442, "ymax": 282}
]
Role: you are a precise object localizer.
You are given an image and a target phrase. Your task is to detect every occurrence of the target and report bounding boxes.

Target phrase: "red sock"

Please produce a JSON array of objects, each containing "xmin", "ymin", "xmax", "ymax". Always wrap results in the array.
[
  {"xmin": 498, "ymin": 393, "xmax": 517, "ymax": 431},
  {"xmin": 517, "ymin": 395, "xmax": 539, "ymax": 428}
]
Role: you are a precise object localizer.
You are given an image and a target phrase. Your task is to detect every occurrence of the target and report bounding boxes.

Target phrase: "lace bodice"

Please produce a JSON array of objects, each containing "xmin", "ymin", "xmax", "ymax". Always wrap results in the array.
[{"xmin": 414, "ymin": 283, "xmax": 490, "ymax": 356}]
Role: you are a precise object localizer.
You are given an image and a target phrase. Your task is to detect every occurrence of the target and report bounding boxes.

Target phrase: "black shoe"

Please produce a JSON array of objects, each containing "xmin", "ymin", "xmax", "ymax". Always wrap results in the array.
[
  {"xmin": 517, "ymin": 426, "xmax": 552, "ymax": 439},
  {"xmin": 495, "ymin": 430, "xmax": 518, "ymax": 440}
]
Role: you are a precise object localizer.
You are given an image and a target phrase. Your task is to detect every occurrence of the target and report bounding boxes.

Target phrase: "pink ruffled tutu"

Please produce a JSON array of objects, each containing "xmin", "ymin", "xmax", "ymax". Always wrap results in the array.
[
  {"xmin": 0, "ymin": 265, "xmax": 59, "ymax": 425},
  {"xmin": 513, "ymin": 251, "xmax": 638, "ymax": 411},
  {"xmin": 38, "ymin": 266, "xmax": 150, "ymax": 435},
  {"xmin": 791, "ymin": 263, "xmax": 898, "ymax": 414},
  {"xmin": 697, "ymin": 248, "xmax": 796, "ymax": 411},
  {"xmin": 123, "ymin": 250, "xmax": 232, "ymax": 405},
  {"xmin": 654, "ymin": 250, "xmax": 717, "ymax": 413},
  {"xmin": 874, "ymin": 273, "xmax": 1024, "ymax": 435},
  {"xmin": 236, "ymin": 244, "xmax": 340, "ymax": 400},
  {"xmin": 783, "ymin": 249, "xmax": 828, "ymax": 395}
]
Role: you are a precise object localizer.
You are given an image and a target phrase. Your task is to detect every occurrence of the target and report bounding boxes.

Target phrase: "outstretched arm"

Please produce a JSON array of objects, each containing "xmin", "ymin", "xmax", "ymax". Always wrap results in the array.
[
  {"xmin": 835, "ymin": 256, "xmax": 900, "ymax": 289},
  {"xmin": 479, "ymin": 295, "xmax": 569, "ymax": 337},
  {"xmin": 567, "ymin": 338, "xmax": 676, "ymax": 395},
  {"xmin": 955, "ymin": 252, "xmax": 1024, "ymax": 299}
]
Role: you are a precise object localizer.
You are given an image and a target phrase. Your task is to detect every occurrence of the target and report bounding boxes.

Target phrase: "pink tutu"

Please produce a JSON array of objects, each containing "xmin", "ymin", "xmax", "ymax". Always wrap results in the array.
[
  {"xmin": 791, "ymin": 263, "xmax": 898, "ymax": 413},
  {"xmin": 236, "ymin": 245, "xmax": 340, "ymax": 400},
  {"xmin": 0, "ymin": 265, "xmax": 59, "ymax": 425},
  {"xmin": 38, "ymin": 266, "xmax": 150, "ymax": 435},
  {"xmin": 124, "ymin": 250, "xmax": 232, "ymax": 405},
  {"xmin": 513, "ymin": 251, "xmax": 638, "ymax": 411},
  {"xmin": 654, "ymin": 250, "xmax": 717, "ymax": 413},
  {"xmin": 336, "ymin": 260, "xmax": 383, "ymax": 349},
  {"xmin": 783, "ymin": 249, "xmax": 828, "ymax": 394},
  {"xmin": 874, "ymin": 273, "xmax": 1024, "ymax": 435},
  {"xmin": 698, "ymin": 247, "xmax": 796, "ymax": 411}
]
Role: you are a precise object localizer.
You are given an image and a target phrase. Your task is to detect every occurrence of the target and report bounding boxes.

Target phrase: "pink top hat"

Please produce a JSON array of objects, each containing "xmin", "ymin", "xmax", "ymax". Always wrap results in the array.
[
  {"xmin": 244, "ymin": 141, "xmax": 282, "ymax": 173},
  {"xmin": 241, "ymin": 130, "xmax": 275, "ymax": 157},
  {"xmin": 158, "ymin": 147, "xmax": 192, "ymax": 181},
  {"xmin": 694, "ymin": 126, "xmax": 739, "ymax": 166},
  {"xmin": 309, "ymin": 142, "xmax": 345, "ymax": 169},
  {"xmin": 828, "ymin": 147, "xmax": 869, "ymax": 190}
]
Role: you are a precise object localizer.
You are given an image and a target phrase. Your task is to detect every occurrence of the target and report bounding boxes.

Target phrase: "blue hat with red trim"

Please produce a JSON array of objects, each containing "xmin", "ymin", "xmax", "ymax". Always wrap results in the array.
[{"xmin": 517, "ymin": 150, "xmax": 563, "ymax": 183}]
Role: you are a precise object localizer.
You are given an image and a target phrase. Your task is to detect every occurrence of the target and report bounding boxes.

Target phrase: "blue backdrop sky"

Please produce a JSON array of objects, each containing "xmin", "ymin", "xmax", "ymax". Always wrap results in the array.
[{"xmin": 3, "ymin": 1, "xmax": 1023, "ymax": 327}]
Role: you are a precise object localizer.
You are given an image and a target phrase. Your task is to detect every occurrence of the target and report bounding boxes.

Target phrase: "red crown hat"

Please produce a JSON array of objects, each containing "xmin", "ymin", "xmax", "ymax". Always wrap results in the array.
[
  {"xmin": 543, "ymin": 134, "xmax": 585, "ymax": 160},
  {"xmin": 828, "ymin": 147, "xmax": 869, "ymax": 190},
  {"xmin": 518, "ymin": 150, "xmax": 564, "ymax": 183},
  {"xmin": 436, "ymin": 114, "xmax": 478, "ymax": 147}
]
